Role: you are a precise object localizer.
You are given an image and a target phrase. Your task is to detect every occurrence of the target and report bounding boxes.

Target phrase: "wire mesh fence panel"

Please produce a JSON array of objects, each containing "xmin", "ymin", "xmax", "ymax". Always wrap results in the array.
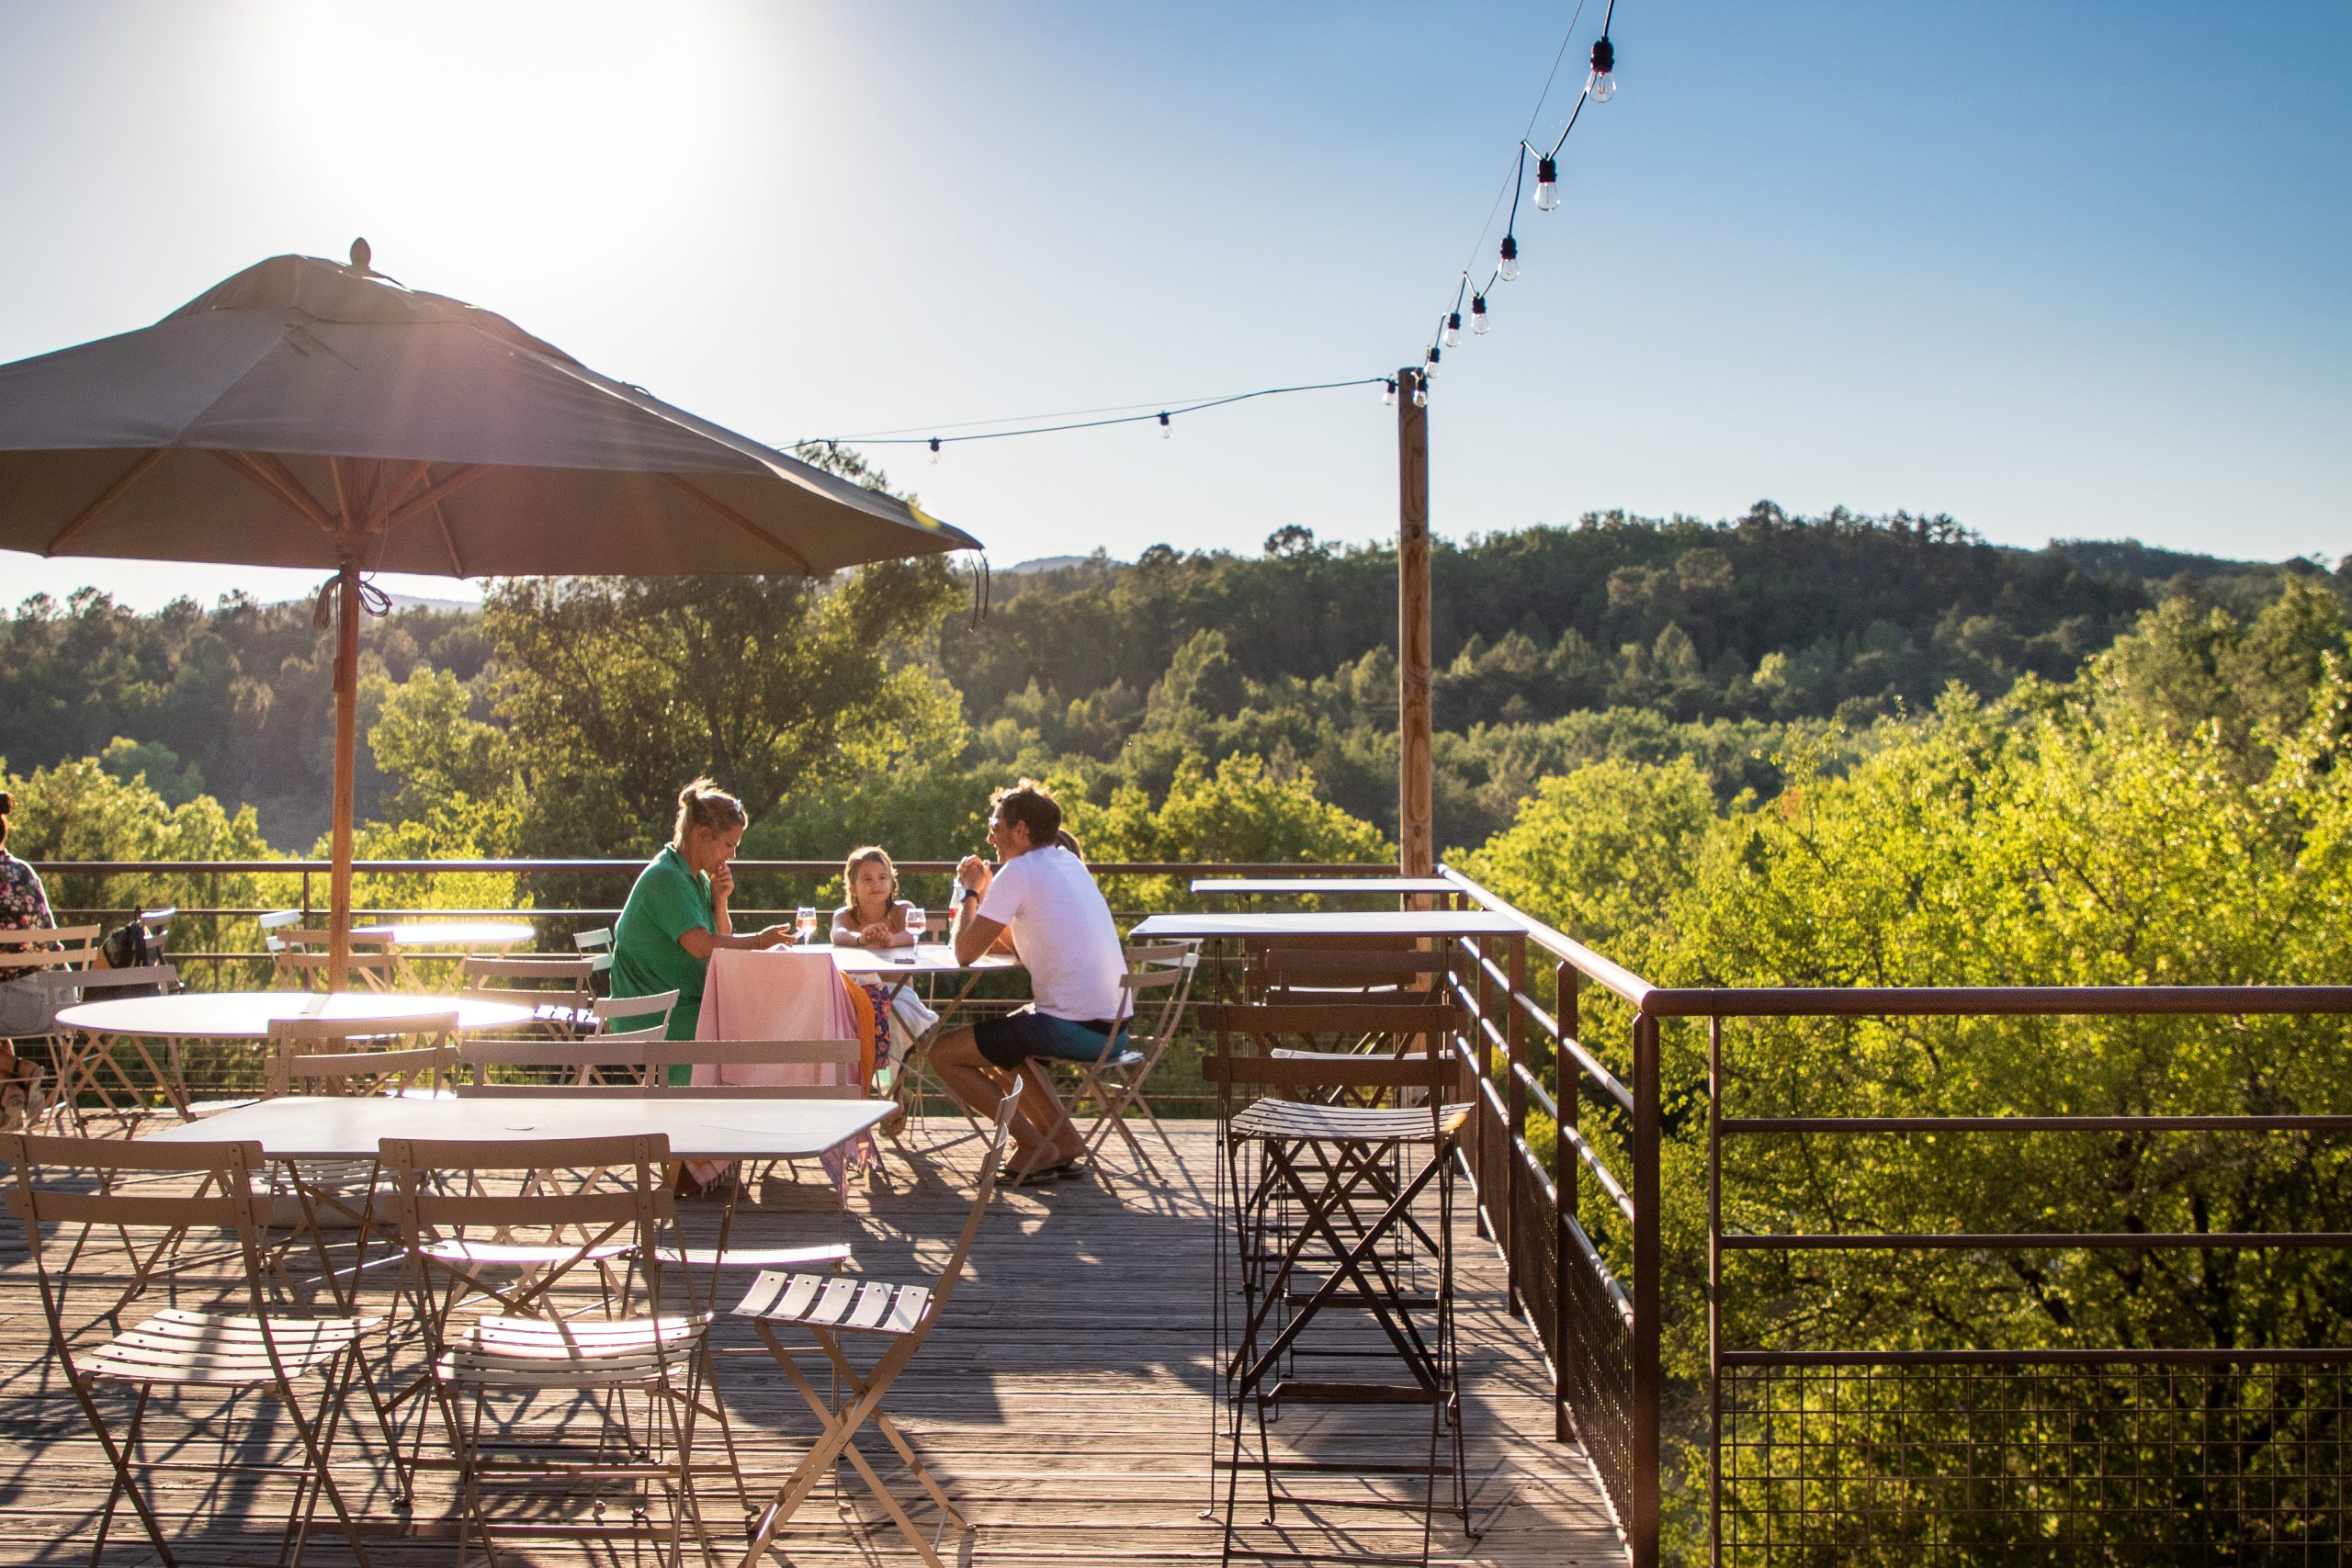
[{"xmin": 1719, "ymin": 1357, "xmax": 2349, "ymax": 1563}]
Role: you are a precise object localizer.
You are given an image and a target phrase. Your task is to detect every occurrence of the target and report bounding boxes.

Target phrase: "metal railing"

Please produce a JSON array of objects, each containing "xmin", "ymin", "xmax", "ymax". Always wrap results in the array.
[
  {"xmin": 30, "ymin": 856, "xmax": 1398, "ymax": 978},
  {"xmin": 1430, "ymin": 865, "xmax": 2352, "ymax": 1565}
]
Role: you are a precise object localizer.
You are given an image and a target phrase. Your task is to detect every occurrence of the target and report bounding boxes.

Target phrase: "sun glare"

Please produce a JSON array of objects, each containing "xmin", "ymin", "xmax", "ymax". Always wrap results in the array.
[{"xmin": 248, "ymin": 0, "xmax": 763, "ymax": 272}]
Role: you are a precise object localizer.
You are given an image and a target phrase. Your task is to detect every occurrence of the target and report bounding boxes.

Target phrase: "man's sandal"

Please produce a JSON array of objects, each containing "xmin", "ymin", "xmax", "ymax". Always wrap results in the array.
[{"xmin": 1013, "ymin": 1158, "xmax": 1085, "ymax": 1188}]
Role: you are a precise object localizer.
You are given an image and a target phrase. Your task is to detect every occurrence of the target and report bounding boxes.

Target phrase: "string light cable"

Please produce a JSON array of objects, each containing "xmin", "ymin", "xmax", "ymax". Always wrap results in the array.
[
  {"xmin": 1419, "ymin": 0, "xmax": 1622, "ymax": 371},
  {"xmin": 791, "ymin": 375, "xmax": 1390, "ymax": 453}
]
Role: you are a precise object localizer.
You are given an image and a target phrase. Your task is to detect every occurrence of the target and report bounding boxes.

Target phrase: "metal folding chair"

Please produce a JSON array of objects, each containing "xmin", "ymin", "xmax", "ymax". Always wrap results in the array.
[
  {"xmin": 42, "ymin": 961, "xmax": 186, "ymax": 1131},
  {"xmin": 573, "ymin": 925, "xmax": 616, "ymax": 996},
  {"xmin": 1023, "ymin": 942, "xmax": 1200, "ymax": 1180},
  {"xmin": 455, "ymin": 955, "xmax": 599, "ymax": 1037},
  {"xmin": 3, "ymin": 1133, "xmax": 391, "ymax": 1568},
  {"xmin": 379, "ymin": 1132, "xmax": 718, "ymax": 1565},
  {"xmin": 731, "ymin": 1078, "xmax": 1023, "ymax": 1568}
]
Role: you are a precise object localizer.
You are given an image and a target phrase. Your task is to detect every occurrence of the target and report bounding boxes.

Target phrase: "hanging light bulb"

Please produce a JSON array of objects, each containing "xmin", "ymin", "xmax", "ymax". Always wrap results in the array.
[
  {"xmin": 1159, "ymin": 412, "xmax": 1171, "ymax": 439},
  {"xmin": 1381, "ymin": 378, "xmax": 1397, "ymax": 407},
  {"xmin": 1411, "ymin": 380, "xmax": 1429, "ymax": 408},
  {"xmin": 1534, "ymin": 155, "xmax": 1560, "ymax": 212},
  {"xmin": 1498, "ymin": 233, "xmax": 1521, "ymax": 282},
  {"xmin": 1471, "ymin": 293, "xmax": 1490, "ymax": 334},
  {"xmin": 928, "ymin": 437, "xmax": 941, "ymax": 464},
  {"xmin": 1425, "ymin": 344, "xmax": 1442, "ymax": 378},
  {"xmin": 1588, "ymin": 36, "xmax": 1616, "ymax": 102},
  {"xmin": 1443, "ymin": 311, "xmax": 1463, "ymax": 348}
]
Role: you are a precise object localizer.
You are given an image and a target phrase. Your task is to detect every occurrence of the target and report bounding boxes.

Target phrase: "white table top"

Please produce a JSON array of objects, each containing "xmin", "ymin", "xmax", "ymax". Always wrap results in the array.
[
  {"xmin": 350, "ymin": 921, "xmax": 536, "ymax": 948},
  {"xmin": 143, "ymin": 1094, "xmax": 895, "ymax": 1161},
  {"xmin": 1189, "ymin": 876, "xmax": 1460, "ymax": 895},
  {"xmin": 815, "ymin": 942, "xmax": 1020, "ymax": 976},
  {"xmin": 55, "ymin": 989, "xmax": 538, "ymax": 1039},
  {"xmin": 1128, "ymin": 910, "xmax": 1526, "ymax": 941}
]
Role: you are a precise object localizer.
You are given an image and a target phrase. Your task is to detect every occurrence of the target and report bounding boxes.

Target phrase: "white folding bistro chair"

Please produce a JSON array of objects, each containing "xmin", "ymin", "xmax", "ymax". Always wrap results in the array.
[
  {"xmin": 4, "ymin": 1133, "xmax": 392, "ymax": 1568},
  {"xmin": 732, "ymin": 1078, "xmax": 1023, "ymax": 1568},
  {"xmin": 380, "ymin": 1133, "xmax": 718, "ymax": 1565},
  {"xmin": 42, "ymin": 959, "xmax": 185, "ymax": 1132},
  {"xmin": 573, "ymin": 925, "xmax": 616, "ymax": 995},
  {"xmin": 456, "ymin": 955, "xmax": 598, "ymax": 1037}
]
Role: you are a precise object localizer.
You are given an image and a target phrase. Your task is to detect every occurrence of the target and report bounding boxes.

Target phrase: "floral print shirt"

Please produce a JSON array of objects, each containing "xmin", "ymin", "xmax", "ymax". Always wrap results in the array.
[{"xmin": 0, "ymin": 853, "xmax": 52, "ymax": 932}]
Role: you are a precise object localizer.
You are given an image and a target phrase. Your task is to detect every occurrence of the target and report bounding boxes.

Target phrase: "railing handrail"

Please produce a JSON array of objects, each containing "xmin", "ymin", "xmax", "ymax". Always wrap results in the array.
[
  {"xmin": 1437, "ymin": 865, "xmax": 1658, "ymax": 1009},
  {"xmin": 29, "ymin": 858, "xmax": 1402, "ymax": 877}
]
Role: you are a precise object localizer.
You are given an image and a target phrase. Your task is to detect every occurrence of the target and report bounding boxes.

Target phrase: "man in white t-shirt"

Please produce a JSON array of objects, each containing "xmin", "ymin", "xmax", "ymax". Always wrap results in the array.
[{"xmin": 933, "ymin": 779, "xmax": 1130, "ymax": 1180}]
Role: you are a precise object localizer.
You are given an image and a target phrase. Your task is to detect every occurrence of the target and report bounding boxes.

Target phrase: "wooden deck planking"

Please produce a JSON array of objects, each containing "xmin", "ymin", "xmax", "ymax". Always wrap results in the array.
[{"xmin": 0, "ymin": 1123, "xmax": 1622, "ymax": 1566}]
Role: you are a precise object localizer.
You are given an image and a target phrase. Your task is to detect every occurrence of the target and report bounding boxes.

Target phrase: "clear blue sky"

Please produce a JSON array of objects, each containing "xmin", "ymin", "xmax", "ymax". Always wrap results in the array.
[{"xmin": 2, "ymin": 0, "xmax": 2345, "ymax": 610}]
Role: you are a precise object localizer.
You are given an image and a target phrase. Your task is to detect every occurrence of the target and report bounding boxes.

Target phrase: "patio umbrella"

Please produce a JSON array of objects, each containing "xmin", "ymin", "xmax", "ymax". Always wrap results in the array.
[{"xmin": 0, "ymin": 243, "xmax": 980, "ymax": 980}]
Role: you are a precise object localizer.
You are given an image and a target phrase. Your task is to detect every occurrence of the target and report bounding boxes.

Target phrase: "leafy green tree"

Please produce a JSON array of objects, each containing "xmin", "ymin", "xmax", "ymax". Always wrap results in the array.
[
  {"xmin": 481, "ymin": 560, "xmax": 960, "ymax": 857},
  {"xmin": 1, "ymin": 753, "xmax": 279, "ymax": 981},
  {"xmin": 1075, "ymin": 751, "xmax": 1391, "ymax": 910}
]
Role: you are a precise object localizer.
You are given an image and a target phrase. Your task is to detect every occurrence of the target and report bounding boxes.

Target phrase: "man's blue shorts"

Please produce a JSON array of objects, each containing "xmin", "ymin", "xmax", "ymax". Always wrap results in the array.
[{"xmin": 973, "ymin": 1005, "xmax": 1130, "ymax": 1070}]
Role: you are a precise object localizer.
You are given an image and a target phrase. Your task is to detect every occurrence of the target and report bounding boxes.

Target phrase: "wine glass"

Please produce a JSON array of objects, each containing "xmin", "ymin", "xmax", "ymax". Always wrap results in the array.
[
  {"xmin": 796, "ymin": 906, "xmax": 818, "ymax": 943},
  {"xmin": 905, "ymin": 906, "xmax": 928, "ymax": 945}
]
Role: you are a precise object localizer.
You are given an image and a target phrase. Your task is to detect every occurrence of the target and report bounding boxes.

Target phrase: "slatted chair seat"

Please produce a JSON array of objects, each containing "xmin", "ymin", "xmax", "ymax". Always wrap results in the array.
[
  {"xmin": 1230, "ymin": 1098, "xmax": 1469, "ymax": 1145},
  {"xmin": 737, "ymin": 1270, "xmax": 934, "ymax": 1335},
  {"xmin": 435, "ymin": 1312, "xmax": 711, "ymax": 1389},
  {"xmin": 88, "ymin": 1306, "xmax": 380, "ymax": 1385}
]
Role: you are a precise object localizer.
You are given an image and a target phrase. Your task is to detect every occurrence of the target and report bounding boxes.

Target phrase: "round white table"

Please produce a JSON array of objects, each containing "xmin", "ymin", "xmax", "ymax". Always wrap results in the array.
[
  {"xmin": 51, "ymin": 990, "xmax": 540, "ymax": 1126},
  {"xmin": 56, "ymin": 989, "xmax": 537, "ymax": 1038}
]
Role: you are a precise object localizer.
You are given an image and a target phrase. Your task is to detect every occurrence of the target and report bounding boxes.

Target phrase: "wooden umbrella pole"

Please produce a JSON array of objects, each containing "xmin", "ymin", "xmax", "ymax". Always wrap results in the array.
[{"xmin": 327, "ymin": 557, "xmax": 360, "ymax": 987}]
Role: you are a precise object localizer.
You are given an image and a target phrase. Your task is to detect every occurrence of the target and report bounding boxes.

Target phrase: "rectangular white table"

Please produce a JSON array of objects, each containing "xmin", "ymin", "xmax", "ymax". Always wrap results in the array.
[
  {"xmin": 143, "ymin": 1094, "xmax": 895, "ymax": 1161},
  {"xmin": 1129, "ymin": 910, "xmax": 1525, "ymax": 941},
  {"xmin": 1188, "ymin": 876, "xmax": 1461, "ymax": 897}
]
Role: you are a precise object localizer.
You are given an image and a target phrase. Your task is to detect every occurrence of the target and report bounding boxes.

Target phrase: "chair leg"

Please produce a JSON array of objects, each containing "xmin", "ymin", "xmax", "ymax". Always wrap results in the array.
[
  {"xmin": 813, "ymin": 1331, "xmax": 966, "ymax": 1535},
  {"xmin": 85, "ymin": 1382, "xmax": 168, "ymax": 1568},
  {"xmin": 741, "ymin": 1326, "xmax": 926, "ymax": 1568},
  {"xmin": 276, "ymin": 1361, "xmax": 378, "ymax": 1568}
]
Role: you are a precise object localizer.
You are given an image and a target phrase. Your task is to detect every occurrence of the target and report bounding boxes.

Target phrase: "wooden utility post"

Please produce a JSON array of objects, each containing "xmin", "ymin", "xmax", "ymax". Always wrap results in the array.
[{"xmin": 1396, "ymin": 367, "xmax": 1432, "ymax": 879}]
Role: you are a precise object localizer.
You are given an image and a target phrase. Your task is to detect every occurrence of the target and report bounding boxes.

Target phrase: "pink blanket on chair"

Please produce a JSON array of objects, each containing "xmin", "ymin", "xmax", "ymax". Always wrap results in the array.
[{"xmin": 690, "ymin": 948, "xmax": 868, "ymax": 1186}]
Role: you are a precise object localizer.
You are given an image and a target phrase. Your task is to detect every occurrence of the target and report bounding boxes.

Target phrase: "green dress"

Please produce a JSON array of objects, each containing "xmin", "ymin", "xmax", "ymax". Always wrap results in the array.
[{"xmin": 611, "ymin": 844, "xmax": 715, "ymax": 1045}]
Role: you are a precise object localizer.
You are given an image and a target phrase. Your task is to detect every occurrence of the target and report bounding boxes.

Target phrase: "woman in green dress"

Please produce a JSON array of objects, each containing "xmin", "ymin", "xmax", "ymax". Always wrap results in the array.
[{"xmin": 611, "ymin": 779, "xmax": 796, "ymax": 1046}]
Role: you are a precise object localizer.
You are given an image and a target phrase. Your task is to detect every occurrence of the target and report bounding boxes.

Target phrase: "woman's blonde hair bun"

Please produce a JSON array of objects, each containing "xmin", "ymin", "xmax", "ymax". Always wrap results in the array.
[{"xmin": 672, "ymin": 778, "xmax": 748, "ymax": 844}]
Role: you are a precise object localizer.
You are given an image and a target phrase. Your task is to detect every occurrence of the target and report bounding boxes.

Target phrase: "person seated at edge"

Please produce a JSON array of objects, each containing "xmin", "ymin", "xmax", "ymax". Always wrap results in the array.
[
  {"xmin": 611, "ymin": 779, "xmax": 796, "ymax": 1065},
  {"xmin": 0, "ymin": 790, "xmax": 62, "ymax": 1039},
  {"xmin": 831, "ymin": 845, "xmax": 915, "ymax": 948},
  {"xmin": 933, "ymin": 778, "xmax": 1129, "ymax": 1179}
]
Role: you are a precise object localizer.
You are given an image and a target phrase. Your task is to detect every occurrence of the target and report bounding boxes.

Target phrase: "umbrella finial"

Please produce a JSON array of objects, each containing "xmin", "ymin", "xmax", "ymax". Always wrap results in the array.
[{"xmin": 349, "ymin": 237, "xmax": 372, "ymax": 273}]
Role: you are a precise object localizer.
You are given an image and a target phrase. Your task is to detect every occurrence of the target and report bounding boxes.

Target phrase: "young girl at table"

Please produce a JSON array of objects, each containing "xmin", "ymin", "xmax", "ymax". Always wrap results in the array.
[{"xmin": 830, "ymin": 846, "xmax": 917, "ymax": 948}]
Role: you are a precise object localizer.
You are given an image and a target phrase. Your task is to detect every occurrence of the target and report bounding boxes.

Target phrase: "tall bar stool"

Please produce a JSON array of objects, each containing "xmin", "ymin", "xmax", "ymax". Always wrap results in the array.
[{"xmin": 1201, "ymin": 1001, "xmax": 1475, "ymax": 1568}]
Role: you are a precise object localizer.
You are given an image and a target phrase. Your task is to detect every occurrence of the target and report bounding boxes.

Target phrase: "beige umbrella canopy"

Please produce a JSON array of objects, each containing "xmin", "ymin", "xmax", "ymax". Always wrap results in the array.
[{"xmin": 0, "ymin": 243, "xmax": 979, "ymax": 977}]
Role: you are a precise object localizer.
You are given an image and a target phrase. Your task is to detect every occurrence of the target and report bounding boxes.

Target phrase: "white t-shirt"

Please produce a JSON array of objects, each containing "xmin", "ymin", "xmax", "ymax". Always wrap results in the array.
[{"xmin": 976, "ymin": 845, "xmax": 1128, "ymax": 1023}]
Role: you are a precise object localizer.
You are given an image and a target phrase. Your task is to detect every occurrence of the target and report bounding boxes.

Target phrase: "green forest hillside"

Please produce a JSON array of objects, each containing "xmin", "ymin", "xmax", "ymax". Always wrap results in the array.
[{"xmin": 3, "ymin": 502, "xmax": 2336, "ymax": 857}]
